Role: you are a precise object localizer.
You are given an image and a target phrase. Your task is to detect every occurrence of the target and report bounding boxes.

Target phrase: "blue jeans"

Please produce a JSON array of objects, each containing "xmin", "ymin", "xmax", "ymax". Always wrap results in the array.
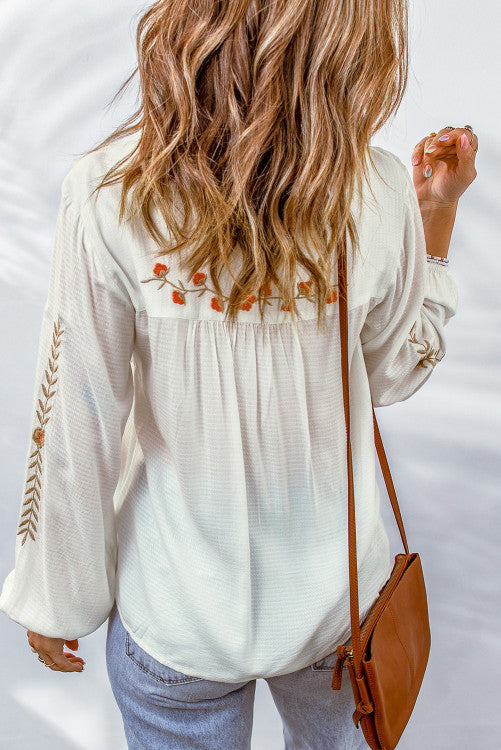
[{"xmin": 106, "ymin": 601, "xmax": 366, "ymax": 749}]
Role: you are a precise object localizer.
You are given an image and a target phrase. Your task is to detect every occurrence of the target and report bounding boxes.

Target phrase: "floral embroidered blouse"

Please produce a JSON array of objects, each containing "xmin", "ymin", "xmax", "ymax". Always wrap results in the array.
[{"xmin": 0, "ymin": 134, "xmax": 458, "ymax": 682}]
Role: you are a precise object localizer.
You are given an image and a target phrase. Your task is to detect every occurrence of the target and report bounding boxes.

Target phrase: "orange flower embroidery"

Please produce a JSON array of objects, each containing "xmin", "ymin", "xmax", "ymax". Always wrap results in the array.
[
  {"xmin": 172, "ymin": 290, "xmax": 186, "ymax": 305},
  {"xmin": 141, "ymin": 264, "xmax": 338, "ymax": 314},
  {"xmin": 298, "ymin": 280, "xmax": 312, "ymax": 294},
  {"xmin": 32, "ymin": 427, "xmax": 45, "ymax": 447},
  {"xmin": 17, "ymin": 317, "xmax": 64, "ymax": 545},
  {"xmin": 211, "ymin": 297, "xmax": 223, "ymax": 312},
  {"xmin": 153, "ymin": 263, "xmax": 168, "ymax": 276},
  {"xmin": 239, "ymin": 292, "xmax": 257, "ymax": 311}
]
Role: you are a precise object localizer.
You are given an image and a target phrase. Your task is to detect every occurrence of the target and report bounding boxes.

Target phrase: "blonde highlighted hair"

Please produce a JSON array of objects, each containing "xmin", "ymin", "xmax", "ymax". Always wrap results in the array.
[{"xmin": 82, "ymin": 0, "xmax": 408, "ymax": 332}]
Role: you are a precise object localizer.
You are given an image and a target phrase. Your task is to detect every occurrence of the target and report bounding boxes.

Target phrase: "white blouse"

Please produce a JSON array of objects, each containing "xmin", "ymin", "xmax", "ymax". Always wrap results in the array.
[{"xmin": 0, "ymin": 135, "xmax": 458, "ymax": 682}]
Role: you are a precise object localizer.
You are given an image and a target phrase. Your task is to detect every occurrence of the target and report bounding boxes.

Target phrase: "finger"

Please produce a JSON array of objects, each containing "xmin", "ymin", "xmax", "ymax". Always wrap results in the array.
[
  {"xmin": 36, "ymin": 650, "xmax": 68, "ymax": 671},
  {"xmin": 412, "ymin": 127, "xmax": 456, "ymax": 157},
  {"xmin": 426, "ymin": 128, "xmax": 477, "ymax": 158},
  {"xmin": 411, "ymin": 138, "xmax": 437, "ymax": 166},
  {"xmin": 64, "ymin": 652, "xmax": 85, "ymax": 665},
  {"xmin": 37, "ymin": 649, "xmax": 84, "ymax": 672},
  {"xmin": 412, "ymin": 128, "xmax": 472, "ymax": 167},
  {"xmin": 445, "ymin": 129, "xmax": 477, "ymax": 159},
  {"xmin": 411, "ymin": 136, "xmax": 430, "ymax": 165},
  {"xmin": 456, "ymin": 131, "xmax": 478, "ymax": 179},
  {"xmin": 412, "ymin": 135, "xmax": 439, "ymax": 166}
]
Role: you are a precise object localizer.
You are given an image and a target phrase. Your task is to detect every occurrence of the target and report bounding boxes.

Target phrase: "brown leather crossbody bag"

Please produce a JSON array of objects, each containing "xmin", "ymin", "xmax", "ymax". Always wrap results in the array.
[{"xmin": 330, "ymin": 247, "xmax": 431, "ymax": 750}]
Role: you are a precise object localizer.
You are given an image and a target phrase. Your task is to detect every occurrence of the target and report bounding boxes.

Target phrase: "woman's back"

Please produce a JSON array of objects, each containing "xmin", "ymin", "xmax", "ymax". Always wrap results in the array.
[{"xmin": 0, "ymin": 132, "xmax": 458, "ymax": 681}]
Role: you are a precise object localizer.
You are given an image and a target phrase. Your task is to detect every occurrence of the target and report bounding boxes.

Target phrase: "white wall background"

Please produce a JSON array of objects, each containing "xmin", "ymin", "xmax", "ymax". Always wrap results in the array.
[{"xmin": 1, "ymin": 1, "xmax": 499, "ymax": 748}]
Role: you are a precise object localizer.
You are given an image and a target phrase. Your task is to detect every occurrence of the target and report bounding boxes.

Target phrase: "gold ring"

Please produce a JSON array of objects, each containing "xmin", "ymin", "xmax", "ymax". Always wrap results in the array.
[{"xmin": 37, "ymin": 655, "xmax": 56, "ymax": 667}]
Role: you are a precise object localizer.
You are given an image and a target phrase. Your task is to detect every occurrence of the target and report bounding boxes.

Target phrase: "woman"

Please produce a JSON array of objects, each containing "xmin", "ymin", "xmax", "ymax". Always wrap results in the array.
[{"xmin": 0, "ymin": 0, "xmax": 477, "ymax": 748}]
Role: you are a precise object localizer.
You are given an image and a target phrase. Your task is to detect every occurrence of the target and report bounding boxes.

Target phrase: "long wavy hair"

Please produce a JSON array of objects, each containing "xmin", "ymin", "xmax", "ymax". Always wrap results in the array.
[{"xmin": 81, "ymin": 0, "xmax": 408, "ymax": 333}]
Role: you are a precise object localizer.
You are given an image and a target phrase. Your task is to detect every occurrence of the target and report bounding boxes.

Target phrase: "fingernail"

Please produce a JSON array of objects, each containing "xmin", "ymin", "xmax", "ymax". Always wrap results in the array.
[
  {"xmin": 424, "ymin": 145, "xmax": 436, "ymax": 154},
  {"xmin": 461, "ymin": 133, "xmax": 469, "ymax": 150},
  {"xmin": 438, "ymin": 135, "xmax": 449, "ymax": 141},
  {"xmin": 412, "ymin": 156, "xmax": 420, "ymax": 166},
  {"xmin": 424, "ymin": 165, "xmax": 432, "ymax": 178}
]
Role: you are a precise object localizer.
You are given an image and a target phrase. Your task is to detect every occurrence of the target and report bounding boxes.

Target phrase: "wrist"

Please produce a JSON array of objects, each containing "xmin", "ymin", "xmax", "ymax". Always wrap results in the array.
[
  {"xmin": 418, "ymin": 202, "xmax": 457, "ymax": 260},
  {"xmin": 418, "ymin": 199, "xmax": 459, "ymax": 215}
]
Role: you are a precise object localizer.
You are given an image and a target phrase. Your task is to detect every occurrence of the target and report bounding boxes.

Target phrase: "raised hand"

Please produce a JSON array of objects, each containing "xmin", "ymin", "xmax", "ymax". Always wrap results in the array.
[{"xmin": 411, "ymin": 127, "xmax": 478, "ymax": 209}]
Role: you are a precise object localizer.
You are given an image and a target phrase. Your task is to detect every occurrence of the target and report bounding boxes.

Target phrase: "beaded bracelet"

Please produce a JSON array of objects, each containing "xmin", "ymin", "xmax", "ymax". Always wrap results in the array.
[{"xmin": 426, "ymin": 253, "xmax": 449, "ymax": 266}]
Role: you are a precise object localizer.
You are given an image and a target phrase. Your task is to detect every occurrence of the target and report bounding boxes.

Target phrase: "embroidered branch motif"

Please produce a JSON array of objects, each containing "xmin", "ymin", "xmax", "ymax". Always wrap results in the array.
[
  {"xmin": 408, "ymin": 322, "xmax": 445, "ymax": 368},
  {"xmin": 17, "ymin": 317, "xmax": 65, "ymax": 545},
  {"xmin": 141, "ymin": 264, "xmax": 338, "ymax": 312}
]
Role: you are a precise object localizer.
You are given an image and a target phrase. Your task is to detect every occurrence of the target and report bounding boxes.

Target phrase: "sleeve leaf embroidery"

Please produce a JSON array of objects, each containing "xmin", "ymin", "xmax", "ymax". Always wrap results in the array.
[
  {"xmin": 408, "ymin": 322, "xmax": 445, "ymax": 369},
  {"xmin": 17, "ymin": 317, "xmax": 65, "ymax": 546}
]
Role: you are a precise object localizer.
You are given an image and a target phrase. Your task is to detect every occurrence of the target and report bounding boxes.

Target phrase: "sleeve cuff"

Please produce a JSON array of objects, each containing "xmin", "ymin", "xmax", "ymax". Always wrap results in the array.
[{"xmin": 425, "ymin": 261, "xmax": 458, "ymax": 319}]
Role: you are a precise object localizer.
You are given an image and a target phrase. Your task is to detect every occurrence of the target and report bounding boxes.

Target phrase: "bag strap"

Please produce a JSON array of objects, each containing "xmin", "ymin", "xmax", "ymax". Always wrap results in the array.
[{"xmin": 337, "ymin": 244, "xmax": 410, "ymax": 673}]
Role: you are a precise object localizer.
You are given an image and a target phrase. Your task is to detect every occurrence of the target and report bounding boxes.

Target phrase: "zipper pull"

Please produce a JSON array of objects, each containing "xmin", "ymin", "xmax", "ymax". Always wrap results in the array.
[{"xmin": 331, "ymin": 645, "xmax": 351, "ymax": 690}]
